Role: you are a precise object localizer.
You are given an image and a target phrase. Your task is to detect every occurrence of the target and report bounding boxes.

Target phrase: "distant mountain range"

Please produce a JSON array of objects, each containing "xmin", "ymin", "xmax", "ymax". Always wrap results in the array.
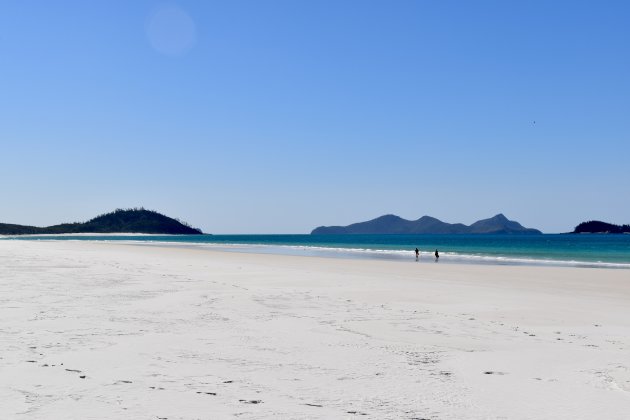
[
  {"xmin": 311, "ymin": 214, "xmax": 541, "ymax": 235},
  {"xmin": 572, "ymin": 221, "xmax": 630, "ymax": 234},
  {"xmin": 0, "ymin": 208, "xmax": 203, "ymax": 235}
]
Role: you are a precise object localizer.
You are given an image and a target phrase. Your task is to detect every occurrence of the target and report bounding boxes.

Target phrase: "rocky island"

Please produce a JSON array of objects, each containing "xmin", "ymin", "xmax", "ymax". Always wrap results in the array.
[{"xmin": 311, "ymin": 213, "xmax": 541, "ymax": 235}]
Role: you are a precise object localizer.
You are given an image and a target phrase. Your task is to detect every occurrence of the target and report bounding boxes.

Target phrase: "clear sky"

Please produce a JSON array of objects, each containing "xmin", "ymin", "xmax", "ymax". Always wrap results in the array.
[{"xmin": 1, "ymin": 1, "xmax": 628, "ymax": 233}]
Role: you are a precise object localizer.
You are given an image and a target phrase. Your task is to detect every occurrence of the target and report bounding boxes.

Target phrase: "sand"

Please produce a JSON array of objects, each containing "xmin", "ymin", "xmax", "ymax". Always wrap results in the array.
[{"xmin": 1, "ymin": 240, "xmax": 629, "ymax": 419}]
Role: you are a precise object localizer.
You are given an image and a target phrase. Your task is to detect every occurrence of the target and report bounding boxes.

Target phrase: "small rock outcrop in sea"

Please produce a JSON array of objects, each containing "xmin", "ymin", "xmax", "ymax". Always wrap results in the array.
[
  {"xmin": 0, "ymin": 208, "xmax": 203, "ymax": 235},
  {"xmin": 311, "ymin": 213, "xmax": 541, "ymax": 235}
]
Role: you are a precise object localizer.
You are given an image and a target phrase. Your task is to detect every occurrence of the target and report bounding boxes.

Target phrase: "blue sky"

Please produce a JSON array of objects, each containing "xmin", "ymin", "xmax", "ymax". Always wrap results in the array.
[{"xmin": 1, "ymin": 1, "xmax": 628, "ymax": 233}]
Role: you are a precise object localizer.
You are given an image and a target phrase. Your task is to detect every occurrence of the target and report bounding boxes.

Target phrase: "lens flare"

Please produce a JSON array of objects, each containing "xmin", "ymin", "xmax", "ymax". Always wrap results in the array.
[{"xmin": 146, "ymin": 5, "xmax": 196, "ymax": 56}]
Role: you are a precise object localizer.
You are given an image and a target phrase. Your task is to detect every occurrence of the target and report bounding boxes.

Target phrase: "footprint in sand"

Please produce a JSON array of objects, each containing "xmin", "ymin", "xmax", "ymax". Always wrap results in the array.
[{"xmin": 196, "ymin": 391, "xmax": 217, "ymax": 395}]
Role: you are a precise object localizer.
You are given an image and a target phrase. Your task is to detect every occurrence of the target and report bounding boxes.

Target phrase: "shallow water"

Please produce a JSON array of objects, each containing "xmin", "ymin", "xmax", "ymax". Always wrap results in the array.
[{"xmin": 4, "ymin": 234, "xmax": 630, "ymax": 268}]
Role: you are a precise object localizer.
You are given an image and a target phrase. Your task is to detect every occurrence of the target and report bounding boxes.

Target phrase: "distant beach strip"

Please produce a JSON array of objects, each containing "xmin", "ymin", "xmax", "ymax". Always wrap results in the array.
[{"xmin": 3, "ymin": 234, "xmax": 629, "ymax": 268}]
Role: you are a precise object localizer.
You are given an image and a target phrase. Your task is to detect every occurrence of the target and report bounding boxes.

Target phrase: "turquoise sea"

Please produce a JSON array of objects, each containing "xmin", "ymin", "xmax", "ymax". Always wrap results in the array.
[{"xmin": 4, "ymin": 234, "xmax": 630, "ymax": 269}]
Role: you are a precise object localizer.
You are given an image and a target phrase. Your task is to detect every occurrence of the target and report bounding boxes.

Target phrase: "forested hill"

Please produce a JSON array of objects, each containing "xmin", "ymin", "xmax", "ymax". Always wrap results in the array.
[
  {"xmin": 572, "ymin": 221, "xmax": 630, "ymax": 234},
  {"xmin": 0, "ymin": 209, "xmax": 203, "ymax": 235}
]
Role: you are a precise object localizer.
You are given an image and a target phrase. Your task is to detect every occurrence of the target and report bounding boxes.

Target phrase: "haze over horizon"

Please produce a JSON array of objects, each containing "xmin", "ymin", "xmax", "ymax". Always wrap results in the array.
[{"xmin": 2, "ymin": 1, "xmax": 628, "ymax": 234}]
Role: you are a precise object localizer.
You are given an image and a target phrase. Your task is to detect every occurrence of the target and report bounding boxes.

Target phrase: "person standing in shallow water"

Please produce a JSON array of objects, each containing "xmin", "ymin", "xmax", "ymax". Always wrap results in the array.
[
  {"xmin": 415, "ymin": 248, "xmax": 419, "ymax": 260},
  {"xmin": 434, "ymin": 249, "xmax": 439, "ymax": 261}
]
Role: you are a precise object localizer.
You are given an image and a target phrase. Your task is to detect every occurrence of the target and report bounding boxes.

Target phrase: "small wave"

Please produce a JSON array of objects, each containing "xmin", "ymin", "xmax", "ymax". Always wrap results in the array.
[
  {"xmin": 137, "ymin": 242, "xmax": 630, "ymax": 269},
  {"xmin": 6, "ymin": 237, "xmax": 629, "ymax": 269}
]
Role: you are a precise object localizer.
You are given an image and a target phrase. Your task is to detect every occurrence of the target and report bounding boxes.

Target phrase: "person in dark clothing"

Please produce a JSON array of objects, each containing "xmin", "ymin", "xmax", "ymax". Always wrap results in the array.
[
  {"xmin": 434, "ymin": 249, "xmax": 439, "ymax": 261},
  {"xmin": 415, "ymin": 248, "xmax": 419, "ymax": 260}
]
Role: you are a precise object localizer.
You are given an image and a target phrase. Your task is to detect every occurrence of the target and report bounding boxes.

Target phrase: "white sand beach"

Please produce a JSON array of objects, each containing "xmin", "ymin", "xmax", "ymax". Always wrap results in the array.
[{"xmin": 1, "ymin": 240, "xmax": 629, "ymax": 419}]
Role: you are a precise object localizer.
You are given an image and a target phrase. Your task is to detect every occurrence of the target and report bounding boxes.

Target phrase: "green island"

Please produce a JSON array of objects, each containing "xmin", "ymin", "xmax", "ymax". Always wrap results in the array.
[
  {"xmin": 0, "ymin": 208, "xmax": 203, "ymax": 235},
  {"xmin": 572, "ymin": 220, "xmax": 630, "ymax": 234}
]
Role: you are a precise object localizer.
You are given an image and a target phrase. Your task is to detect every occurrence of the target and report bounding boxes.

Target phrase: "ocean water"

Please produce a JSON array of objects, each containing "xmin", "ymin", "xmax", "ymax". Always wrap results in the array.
[{"xmin": 4, "ymin": 234, "xmax": 630, "ymax": 269}]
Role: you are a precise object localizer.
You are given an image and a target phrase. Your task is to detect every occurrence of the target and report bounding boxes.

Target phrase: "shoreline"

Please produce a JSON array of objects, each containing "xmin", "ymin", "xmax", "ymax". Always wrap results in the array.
[{"xmin": 3, "ymin": 235, "xmax": 629, "ymax": 269}]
